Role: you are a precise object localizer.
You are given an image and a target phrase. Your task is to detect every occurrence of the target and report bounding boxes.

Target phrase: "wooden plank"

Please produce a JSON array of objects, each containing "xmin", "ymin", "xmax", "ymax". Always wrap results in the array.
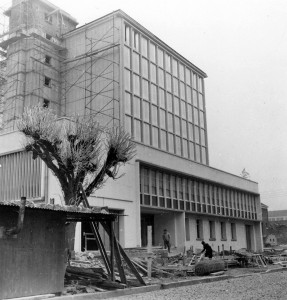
[
  {"xmin": 80, "ymin": 184, "xmax": 111, "ymax": 275},
  {"xmin": 100, "ymin": 220, "xmax": 127, "ymax": 284}
]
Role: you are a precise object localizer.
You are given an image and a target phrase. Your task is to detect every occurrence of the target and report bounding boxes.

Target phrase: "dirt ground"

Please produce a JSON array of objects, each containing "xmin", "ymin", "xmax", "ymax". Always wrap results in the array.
[{"xmin": 111, "ymin": 268, "xmax": 287, "ymax": 300}]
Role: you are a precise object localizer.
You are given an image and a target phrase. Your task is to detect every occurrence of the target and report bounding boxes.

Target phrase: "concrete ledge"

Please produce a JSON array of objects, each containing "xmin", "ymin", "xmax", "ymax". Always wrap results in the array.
[
  {"xmin": 6, "ymin": 295, "xmax": 56, "ymax": 300},
  {"xmin": 50, "ymin": 285, "xmax": 161, "ymax": 300},
  {"xmin": 161, "ymin": 275, "xmax": 232, "ymax": 289}
]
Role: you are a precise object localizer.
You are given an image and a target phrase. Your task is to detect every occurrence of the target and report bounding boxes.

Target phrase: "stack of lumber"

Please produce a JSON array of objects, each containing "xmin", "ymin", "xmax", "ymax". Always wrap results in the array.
[
  {"xmin": 131, "ymin": 257, "xmax": 173, "ymax": 278},
  {"xmin": 65, "ymin": 265, "xmax": 126, "ymax": 294}
]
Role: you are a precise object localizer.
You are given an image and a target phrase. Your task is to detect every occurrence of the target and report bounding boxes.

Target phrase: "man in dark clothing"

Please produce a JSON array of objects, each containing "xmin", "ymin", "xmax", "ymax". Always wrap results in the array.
[
  {"xmin": 162, "ymin": 229, "xmax": 171, "ymax": 253},
  {"xmin": 201, "ymin": 241, "xmax": 213, "ymax": 259}
]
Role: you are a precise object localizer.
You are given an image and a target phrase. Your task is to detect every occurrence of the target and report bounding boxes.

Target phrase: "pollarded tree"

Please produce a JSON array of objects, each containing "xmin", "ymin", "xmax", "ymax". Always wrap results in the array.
[{"xmin": 17, "ymin": 105, "xmax": 136, "ymax": 205}]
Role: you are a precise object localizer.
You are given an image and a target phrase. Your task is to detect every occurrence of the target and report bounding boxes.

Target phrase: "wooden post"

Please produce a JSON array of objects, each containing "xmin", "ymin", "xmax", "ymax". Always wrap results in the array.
[
  {"xmin": 183, "ymin": 246, "xmax": 186, "ymax": 266},
  {"xmin": 100, "ymin": 220, "xmax": 127, "ymax": 284},
  {"xmin": 147, "ymin": 226, "xmax": 152, "ymax": 280},
  {"xmin": 218, "ymin": 245, "xmax": 220, "ymax": 257},
  {"xmin": 222, "ymin": 244, "xmax": 224, "ymax": 260},
  {"xmin": 109, "ymin": 220, "xmax": 115, "ymax": 281}
]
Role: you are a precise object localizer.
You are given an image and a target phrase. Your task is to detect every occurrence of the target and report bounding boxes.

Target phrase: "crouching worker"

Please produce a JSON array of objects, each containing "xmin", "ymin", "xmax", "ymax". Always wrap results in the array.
[
  {"xmin": 201, "ymin": 241, "xmax": 213, "ymax": 259},
  {"xmin": 162, "ymin": 229, "xmax": 171, "ymax": 253}
]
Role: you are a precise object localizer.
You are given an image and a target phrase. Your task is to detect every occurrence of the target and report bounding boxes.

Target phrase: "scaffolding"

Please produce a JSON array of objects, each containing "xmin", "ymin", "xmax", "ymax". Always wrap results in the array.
[
  {"xmin": 0, "ymin": 0, "xmax": 121, "ymax": 133},
  {"xmin": 61, "ymin": 13, "xmax": 120, "ymax": 128}
]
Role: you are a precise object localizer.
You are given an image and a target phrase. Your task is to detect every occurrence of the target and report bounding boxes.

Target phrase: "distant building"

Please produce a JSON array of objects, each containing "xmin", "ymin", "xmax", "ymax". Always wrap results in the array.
[
  {"xmin": 269, "ymin": 210, "xmax": 287, "ymax": 222},
  {"xmin": 267, "ymin": 210, "xmax": 287, "ymax": 245},
  {"xmin": 264, "ymin": 234, "xmax": 277, "ymax": 247},
  {"xmin": 0, "ymin": 0, "xmax": 262, "ymax": 252}
]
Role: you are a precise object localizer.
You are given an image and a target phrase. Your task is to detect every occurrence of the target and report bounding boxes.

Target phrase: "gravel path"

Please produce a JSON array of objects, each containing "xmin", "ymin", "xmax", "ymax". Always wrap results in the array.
[{"xmin": 111, "ymin": 271, "xmax": 287, "ymax": 300}]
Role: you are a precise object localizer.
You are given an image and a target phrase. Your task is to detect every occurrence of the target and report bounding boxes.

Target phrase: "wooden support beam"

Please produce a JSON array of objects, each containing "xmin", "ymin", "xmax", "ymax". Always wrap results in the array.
[
  {"xmin": 79, "ymin": 185, "xmax": 111, "ymax": 275},
  {"xmin": 100, "ymin": 220, "xmax": 126, "ymax": 284},
  {"xmin": 118, "ymin": 243, "xmax": 146, "ymax": 286},
  {"xmin": 108, "ymin": 221, "xmax": 115, "ymax": 281}
]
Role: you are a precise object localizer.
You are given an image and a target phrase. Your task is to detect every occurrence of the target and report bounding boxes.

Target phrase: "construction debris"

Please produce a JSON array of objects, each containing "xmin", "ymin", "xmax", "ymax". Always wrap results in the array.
[{"xmin": 62, "ymin": 247, "xmax": 287, "ymax": 296}]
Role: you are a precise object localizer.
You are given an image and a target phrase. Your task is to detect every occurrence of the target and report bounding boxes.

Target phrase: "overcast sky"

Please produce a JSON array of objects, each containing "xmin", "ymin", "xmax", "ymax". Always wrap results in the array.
[{"xmin": 7, "ymin": 0, "xmax": 287, "ymax": 210}]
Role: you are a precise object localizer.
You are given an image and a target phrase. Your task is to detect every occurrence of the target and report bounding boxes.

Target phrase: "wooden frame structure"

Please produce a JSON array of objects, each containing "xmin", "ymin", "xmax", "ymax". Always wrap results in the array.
[{"xmin": 79, "ymin": 184, "xmax": 146, "ymax": 286}]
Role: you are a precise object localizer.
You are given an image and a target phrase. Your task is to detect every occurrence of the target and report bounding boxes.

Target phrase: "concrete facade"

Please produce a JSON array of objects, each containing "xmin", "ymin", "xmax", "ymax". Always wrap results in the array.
[{"xmin": 0, "ymin": 0, "xmax": 263, "ymax": 252}]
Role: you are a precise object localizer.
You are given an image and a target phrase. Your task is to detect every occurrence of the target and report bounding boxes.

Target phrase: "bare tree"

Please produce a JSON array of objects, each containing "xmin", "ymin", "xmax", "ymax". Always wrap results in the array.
[{"xmin": 17, "ymin": 105, "xmax": 136, "ymax": 205}]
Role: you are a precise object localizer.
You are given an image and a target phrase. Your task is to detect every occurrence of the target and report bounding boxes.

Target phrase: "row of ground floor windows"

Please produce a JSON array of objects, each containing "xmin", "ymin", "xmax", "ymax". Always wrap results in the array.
[{"xmin": 185, "ymin": 218, "xmax": 237, "ymax": 242}]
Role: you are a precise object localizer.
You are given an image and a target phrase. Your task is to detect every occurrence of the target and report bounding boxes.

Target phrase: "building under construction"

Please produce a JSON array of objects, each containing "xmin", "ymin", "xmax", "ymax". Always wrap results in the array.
[{"xmin": 0, "ymin": 0, "xmax": 263, "ymax": 252}]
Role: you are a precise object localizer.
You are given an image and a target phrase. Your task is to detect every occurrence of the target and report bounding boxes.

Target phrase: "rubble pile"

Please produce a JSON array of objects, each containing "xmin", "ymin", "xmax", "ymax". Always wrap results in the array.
[{"xmin": 64, "ymin": 252, "xmax": 125, "ymax": 295}]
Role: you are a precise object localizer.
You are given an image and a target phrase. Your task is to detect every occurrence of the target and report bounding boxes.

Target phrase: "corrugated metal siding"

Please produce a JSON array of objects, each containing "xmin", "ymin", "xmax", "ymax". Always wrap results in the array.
[
  {"xmin": 0, "ymin": 151, "xmax": 42, "ymax": 201},
  {"xmin": 0, "ymin": 208, "xmax": 66, "ymax": 298}
]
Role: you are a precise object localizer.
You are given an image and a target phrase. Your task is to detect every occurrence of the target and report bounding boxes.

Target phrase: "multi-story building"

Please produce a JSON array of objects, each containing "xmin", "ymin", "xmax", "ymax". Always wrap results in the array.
[{"xmin": 0, "ymin": 0, "xmax": 262, "ymax": 252}]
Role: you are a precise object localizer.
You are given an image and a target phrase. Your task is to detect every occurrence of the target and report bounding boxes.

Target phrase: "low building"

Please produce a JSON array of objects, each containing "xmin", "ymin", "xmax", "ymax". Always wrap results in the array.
[
  {"xmin": 264, "ymin": 234, "xmax": 277, "ymax": 247},
  {"xmin": 0, "ymin": 0, "xmax": 262, "ymax": 252}
]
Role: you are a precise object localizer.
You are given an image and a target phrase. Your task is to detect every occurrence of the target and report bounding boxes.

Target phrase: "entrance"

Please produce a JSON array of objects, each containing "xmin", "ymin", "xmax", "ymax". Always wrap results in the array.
[
  {"xmin": 245, "ymin": 225, "xmax": 252, "ymax": 251},
  {"xmin": 141, "ymin": 214, "xmax": 155, "ymax": 247}
]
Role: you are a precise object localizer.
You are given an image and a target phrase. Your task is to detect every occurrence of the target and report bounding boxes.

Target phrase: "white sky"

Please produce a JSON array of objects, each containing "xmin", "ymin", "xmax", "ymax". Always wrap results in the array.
[{"xmin": 7, "ymin": 0, "xmax": 287, "ymax": 210}]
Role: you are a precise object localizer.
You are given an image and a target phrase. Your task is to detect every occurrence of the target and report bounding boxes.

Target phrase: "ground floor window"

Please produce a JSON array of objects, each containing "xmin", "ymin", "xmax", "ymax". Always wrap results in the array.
[
  {"xmin": 196, "ymin": 219, "xmax": 203, "ymax": 239},
  {"xmin": 221, "ymin": 222, "xmax": 227, "ymax": 240},
  {"xmin": 209, "ymin": 220, "xmax": 216, "ymax": 240},
  {"xmin": 231, "ymin": 222, "xmax": 237, "ymax": 240},
  {"xmin": 185, "ymin": 218, "xmax": 190, "ymax": 241}
]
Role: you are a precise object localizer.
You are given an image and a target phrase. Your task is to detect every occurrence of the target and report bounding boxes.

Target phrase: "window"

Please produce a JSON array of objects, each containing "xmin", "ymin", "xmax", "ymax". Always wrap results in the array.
[
  {"xmin": 141, "ymin": 37, "xmax": 148, "ymax": 56},
  {"xmin": 44, "ymin": 76, "xmax": 51, "ymax": 87},
  {"xmin": 160, "ymin": 130, "xmax": 167, "ymax": 150},
  {"xmin": 134, "ymin": 97, "xmax": 141, "ymax": 119},
  {"xmin": 196, "ymin": 219, "xmax": 203, "ymax": 239},
  {"xmin": 221, "ymin": 222, "xmax": 227, "ymax": 240},
  {"xmin": 209, "ymin": 221, "xmax": 216, "ymax": 240},
  {"xmin": 133, "ymin": 74, "xmax": 140, "ymax": 96},
  {"xmin": 44, "ymin": 55, "xmax": 51, "ymax": 65},
  {"xmin": 124, "ymin": 47, "xmax": 131, "ymax": 68},
  {"xmin": 231, "ymin": 223, "xmax": 237, "ymax": 240},
  {"xmin": 143, "ymin": 123, "xmax": 150, "ymax": 145},
  {"xmin": 133, "ymin": 31, "xmax": 139, "ymax": 50},
  {"xmin": 150, "ymin": 43, "xmax": 156, "ymax": 63},
  {"xmin": 133, "ymin": 52, "xmax": 140, "ymax": 73},
  {"xmin": 158, "ymin": 49, "xmax": 164, "ymax": 68},
  {"xmin": 43, "ymin": 98, "xmax": 50, "ymax": 108},
  {"xmin": 185, "ymin": 218, "xmax": 190, "ymax": 241},
  {"xmin": 142, "ymin": 58, "xmax": 148, "ymax": 78},
  {"xmin": 165, "ymin": 53, "xmax": 171, "ymax": 72},
  {"xmin": 125, "ymin": 25, "xmax": 130, "ymax": 45},
  {"xmin": 124, "ymin": 69, "xmax": 131, "ymax": 91}
]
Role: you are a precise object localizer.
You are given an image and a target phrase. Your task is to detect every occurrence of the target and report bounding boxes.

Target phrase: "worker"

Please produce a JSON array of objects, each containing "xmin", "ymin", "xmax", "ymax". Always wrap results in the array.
[
  {"xmin": 201, "ymin": 241, "xmax": 213, "ymax": 259},
  {"xmin": 162, "ymin": 229, "xmax": 171, "ymax": 253}
]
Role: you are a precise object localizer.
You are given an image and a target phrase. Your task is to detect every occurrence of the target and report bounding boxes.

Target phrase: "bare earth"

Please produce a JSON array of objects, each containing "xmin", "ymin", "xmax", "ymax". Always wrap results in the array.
[{"xmin": 112, "ymin": 271, "xmax": 287, "ymax": 300}]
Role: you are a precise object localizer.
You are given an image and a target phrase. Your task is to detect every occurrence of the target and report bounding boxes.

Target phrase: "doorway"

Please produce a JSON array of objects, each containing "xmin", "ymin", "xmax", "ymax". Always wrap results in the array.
[{"xmin": 141, "ymin": 214, "xmax": 155, "ymax": 247}]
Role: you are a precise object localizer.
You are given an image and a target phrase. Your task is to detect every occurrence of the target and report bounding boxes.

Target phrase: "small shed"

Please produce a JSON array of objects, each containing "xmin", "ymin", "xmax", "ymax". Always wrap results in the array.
[
  {"xmin": 0, "ymin": 200, "xmax": 117, "ymax": 299},
  {"xmin": 265, "ymin": 234, "xmax": 277, "ymax": 246}
]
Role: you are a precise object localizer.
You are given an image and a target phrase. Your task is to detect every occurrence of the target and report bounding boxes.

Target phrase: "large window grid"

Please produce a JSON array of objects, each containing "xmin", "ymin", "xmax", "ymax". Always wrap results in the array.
[
  {"xmin": 124, "ymin": 23, "xmax": 208, "ymax": 165},
  {"xmin": 140, "ymin": 165, "xmax": 258, "ymax": 220}
]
